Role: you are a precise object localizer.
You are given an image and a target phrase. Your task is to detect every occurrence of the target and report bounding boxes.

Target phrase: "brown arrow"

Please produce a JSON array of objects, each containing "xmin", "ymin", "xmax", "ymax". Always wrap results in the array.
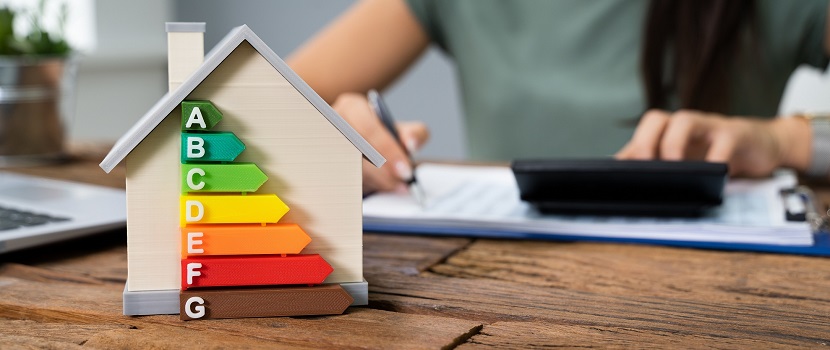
[{"xmin": 179, "ymin": 284, "xmax": 354, "ymax": 320}]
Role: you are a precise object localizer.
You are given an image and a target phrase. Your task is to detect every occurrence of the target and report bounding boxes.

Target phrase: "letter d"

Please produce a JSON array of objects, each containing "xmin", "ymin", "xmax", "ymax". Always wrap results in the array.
[{"xmin": 185, "ymin": 200, "xmax": 204, "ymax": 222}]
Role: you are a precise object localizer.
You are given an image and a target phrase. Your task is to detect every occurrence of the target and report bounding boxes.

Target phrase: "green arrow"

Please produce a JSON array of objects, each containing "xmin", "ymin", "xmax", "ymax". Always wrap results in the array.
[
  {"xmin": 181, "ymin": 163, "xmax": 268, "ymax": 193},
  {"xmin": 181, "ymin": 132, "xmax": 245, "ymax": 163},
  {"xmin": 181, "ymin": 101, "xmax": 223, "ymax": 131}
]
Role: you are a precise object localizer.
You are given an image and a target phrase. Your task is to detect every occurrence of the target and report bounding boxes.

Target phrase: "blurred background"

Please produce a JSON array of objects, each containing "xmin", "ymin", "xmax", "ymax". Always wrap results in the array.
[{"xmin": 13, "ymin": 0, "xmax": 830, "ymax": 160}]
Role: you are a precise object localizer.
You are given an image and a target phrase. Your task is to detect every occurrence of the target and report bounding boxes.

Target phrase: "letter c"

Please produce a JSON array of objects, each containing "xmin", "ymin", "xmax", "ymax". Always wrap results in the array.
[{"xmin": 187, "ymin": 167, "xmax": 206, "ymax": 190}]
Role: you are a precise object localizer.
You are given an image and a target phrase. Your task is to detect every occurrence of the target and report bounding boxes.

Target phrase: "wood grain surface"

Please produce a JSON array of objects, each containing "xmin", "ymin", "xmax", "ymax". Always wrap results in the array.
[{"xmin": 1, "ymin": 150, "xmax": 829, "ymax": 348}]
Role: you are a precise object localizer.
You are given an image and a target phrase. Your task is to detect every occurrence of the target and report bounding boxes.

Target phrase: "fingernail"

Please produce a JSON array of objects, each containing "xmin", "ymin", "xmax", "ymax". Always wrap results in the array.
[
  {"xmin": 394, "ymin": 161, "xmax": 413, "ymax": 181},
  {"xmin": 393, "ymin": 183, "xmax": 408, "ymax": 193},
  {"xmin": 405, "ymin": 138, "xmax": 419, "ymax": 154}
]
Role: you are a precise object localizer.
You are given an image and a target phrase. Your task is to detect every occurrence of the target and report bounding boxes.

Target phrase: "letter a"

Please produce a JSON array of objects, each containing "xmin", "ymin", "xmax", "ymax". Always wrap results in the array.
[
  {"xmin": 186, "ymin": 107, "xmax": 207, "ymax": 129},
  {"xmin": 187, "ymin": 137, "xmax": 205, "ymax": 159}
]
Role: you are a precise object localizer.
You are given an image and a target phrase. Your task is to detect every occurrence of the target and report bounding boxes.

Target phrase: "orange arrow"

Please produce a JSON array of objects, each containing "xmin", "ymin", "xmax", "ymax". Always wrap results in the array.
[{"xmin": 181, "ymin": 224, "xmax": 311, "ymax": 257}]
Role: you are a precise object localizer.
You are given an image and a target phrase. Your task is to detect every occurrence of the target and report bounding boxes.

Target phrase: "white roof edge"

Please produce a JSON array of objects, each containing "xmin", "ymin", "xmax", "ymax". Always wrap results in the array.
[
  {"xmin": 100, "ymin": 25, "xmax": 385, "ymax": 173},
  {"xmin": 100, "ymin": 91, "xmax": 176, "ymax": 173},
  {"xmin": 165, "ymin": 22, "xmax": 206, "ymax": 33},
  {"xmin": 240, "ymin": 26, "xmax": 386, "ymax": 167}
]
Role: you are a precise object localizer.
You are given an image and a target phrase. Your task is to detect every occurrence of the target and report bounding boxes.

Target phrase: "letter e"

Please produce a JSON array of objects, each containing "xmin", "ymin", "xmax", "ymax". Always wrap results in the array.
[{"xmin": 187, "ymin": 232, "xmax": 204, "ymax": 254}]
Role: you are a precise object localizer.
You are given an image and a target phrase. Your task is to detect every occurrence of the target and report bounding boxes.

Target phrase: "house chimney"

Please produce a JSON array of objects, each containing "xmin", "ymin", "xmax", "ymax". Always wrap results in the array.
[{"xmin": 166, "ymin": 22, "xmax": 205, "ymax": 92}]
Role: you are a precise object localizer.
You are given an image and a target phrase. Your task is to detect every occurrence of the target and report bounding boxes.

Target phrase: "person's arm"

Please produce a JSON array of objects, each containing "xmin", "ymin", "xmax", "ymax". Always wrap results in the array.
[
  {"xmin": 287, "ymin": 0, "xmax": 431, "ymax": 194},
  {"xmin": 288, "ymin": 0, "xmax": 429, "ymax": 103},
  {"xmin": 616, "ymin": 110, "xmax": 812, "ymax": 177}
]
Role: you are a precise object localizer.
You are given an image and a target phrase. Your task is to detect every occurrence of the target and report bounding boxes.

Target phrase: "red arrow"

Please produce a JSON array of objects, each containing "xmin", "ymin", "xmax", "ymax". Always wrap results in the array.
[{"xmin": 181, "ymin": 254, "xmax": 333, "ymax": 290}]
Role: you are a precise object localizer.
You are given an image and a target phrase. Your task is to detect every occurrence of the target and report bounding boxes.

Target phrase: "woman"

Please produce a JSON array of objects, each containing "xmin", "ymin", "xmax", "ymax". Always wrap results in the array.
[{"xmin": 287, "ymin": 0, "xmax": 830, "ymax": 194}]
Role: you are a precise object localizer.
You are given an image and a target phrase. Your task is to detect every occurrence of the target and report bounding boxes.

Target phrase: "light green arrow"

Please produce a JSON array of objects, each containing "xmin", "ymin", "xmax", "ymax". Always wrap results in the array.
[
  {"xmin": 181, "ymin": 132, "xmax": 245, "ymax": 163},
  {"xmin": 181, "ymin": 163, "xmax": 268, "ymax": 193},
  {"xmin": 181, "ymin": 101, "xmax": 223, "ymax": 131}
]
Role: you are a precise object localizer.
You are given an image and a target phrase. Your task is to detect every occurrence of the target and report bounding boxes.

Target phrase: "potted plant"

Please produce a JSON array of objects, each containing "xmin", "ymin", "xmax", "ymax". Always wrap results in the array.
[{"xmin": 0, "ymin": 0, "xmax": 76, "ymax": 166}]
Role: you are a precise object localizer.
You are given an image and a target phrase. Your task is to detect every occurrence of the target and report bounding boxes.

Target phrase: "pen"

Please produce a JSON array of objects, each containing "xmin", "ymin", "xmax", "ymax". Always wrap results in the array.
[{"xmin": 367, "ymin": 89, "xmax": 425, "ymax": 206}]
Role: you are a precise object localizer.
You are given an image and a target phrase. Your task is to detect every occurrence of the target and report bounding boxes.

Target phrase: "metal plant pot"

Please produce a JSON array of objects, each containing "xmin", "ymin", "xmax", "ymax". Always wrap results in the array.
[{"xmin": 0, "ymin": 56, "xmax": 78, "ymax": 166}]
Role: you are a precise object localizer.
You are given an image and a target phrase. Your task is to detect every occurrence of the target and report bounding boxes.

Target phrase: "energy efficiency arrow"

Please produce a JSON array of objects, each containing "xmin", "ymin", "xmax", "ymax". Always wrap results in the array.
[
  {"xmin": 179, "ymin": 284, "xmax": 354, "ymax": 320},
  {"xmin": 181, "ymin": 224, "xmax": 312, "ymax": 256},
  {"xmin": 181, "ymin": 101, "xmax": 223, "ymax": 131},
  {"xmin": 181, "ymin": 132, "xmax": 245, "ymax": 163},
  {"xmin": 181, "ymin": 163, "xmax": 268, "ymax": 193},
  {"xmin": 180, "ymin": 194, "xmax": 289, "ymax": 225},
  {"xmin": 181, "ymin": 254, "xmax": 334, "ymax": 289}
]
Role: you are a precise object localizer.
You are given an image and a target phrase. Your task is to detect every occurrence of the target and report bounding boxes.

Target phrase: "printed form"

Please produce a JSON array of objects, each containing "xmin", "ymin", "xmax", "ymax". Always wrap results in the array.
[{"xmin": 363, "ymin": 164, "xmax": 813, "ymax": 246}]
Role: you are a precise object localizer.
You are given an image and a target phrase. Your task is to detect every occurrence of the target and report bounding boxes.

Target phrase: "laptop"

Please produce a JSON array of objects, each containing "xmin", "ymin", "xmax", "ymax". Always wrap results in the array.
[{"xmin": 0, "ymin": 171, "xmax": 126, "ymax": 254}]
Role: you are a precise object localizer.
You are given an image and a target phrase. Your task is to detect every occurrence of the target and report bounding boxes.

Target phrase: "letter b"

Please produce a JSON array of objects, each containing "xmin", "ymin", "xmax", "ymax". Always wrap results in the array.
[{"xmin": 187, "ymin": 137, "xmax": 205, "ymax": 159}]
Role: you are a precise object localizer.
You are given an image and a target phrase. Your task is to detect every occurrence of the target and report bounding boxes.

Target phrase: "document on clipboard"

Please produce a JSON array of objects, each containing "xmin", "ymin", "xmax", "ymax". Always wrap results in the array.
[{"xmin": 363, "ymin": 163, "xmax": 816, "ymax": 248}]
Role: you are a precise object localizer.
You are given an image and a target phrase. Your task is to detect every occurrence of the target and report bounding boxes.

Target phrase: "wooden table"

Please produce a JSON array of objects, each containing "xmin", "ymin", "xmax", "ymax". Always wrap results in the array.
[{"xmin": 2, "ymin": 151, "xmax": 830, "ymax": 349}]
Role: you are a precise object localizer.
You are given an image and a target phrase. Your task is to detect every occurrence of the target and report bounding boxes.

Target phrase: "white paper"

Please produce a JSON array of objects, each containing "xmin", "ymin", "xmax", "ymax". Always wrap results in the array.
[{"xmin": 363, "ymin": 164, "xmax": 813, "ymax": 246}]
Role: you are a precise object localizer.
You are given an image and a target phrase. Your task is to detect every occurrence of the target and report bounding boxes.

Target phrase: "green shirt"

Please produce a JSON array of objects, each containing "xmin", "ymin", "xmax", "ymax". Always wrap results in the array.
[{"xmin": 406, "ymin": 0, "xmax": 830, "ymax": 160}]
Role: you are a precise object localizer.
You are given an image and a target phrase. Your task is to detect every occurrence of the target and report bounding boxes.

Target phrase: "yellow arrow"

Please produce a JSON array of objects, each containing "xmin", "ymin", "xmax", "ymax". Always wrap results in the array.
[{"xmin": 180, "ymin": 194, "xmax": 289, "ymax": 225}]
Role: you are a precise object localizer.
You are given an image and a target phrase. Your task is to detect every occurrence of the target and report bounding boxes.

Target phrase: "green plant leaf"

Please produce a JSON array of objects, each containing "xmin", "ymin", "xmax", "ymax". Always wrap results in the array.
[
  {"xmin": 0, "ymin": 8, "xmax": 18, "ymax": 55},
  {"xmin": 0, "ymin": 0, "xmax": 71, "ymax": 57}
]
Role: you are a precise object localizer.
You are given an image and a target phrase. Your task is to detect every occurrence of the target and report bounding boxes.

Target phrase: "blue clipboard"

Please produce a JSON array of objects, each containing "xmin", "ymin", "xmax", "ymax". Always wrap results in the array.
[{"xmin": 364, "ymin": 187, "xmax": 830, "ymax": 257}]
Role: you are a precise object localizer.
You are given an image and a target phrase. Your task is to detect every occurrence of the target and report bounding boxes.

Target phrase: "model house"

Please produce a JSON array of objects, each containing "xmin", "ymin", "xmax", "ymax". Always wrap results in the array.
[{"xmin": 100, "ymin": 22, "xmax": 384, "ymax": 318}]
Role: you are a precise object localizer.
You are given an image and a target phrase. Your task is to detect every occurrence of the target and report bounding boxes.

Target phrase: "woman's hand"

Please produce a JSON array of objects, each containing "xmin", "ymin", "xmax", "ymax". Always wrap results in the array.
[
  {"xmin": 332, "ymin": 93, "xmax": 430, "ymax": 194},
  {"xmin": 616, "ymin": 109, "xmax": 812, "ymax": 177}
]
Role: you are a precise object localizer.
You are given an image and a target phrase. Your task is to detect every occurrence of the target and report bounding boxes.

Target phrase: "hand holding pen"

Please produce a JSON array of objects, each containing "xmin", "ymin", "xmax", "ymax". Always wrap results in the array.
[
  {"xmin": 327, "ymin": 92, "xmax": 429, "ymax": 196},
  {"xmin": 368, "ymin": 90, "xmax": 426, "ymax": 204}
]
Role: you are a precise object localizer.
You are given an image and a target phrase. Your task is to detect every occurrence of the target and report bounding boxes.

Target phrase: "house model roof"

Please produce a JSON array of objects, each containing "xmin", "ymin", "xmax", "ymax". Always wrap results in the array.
[{"xmin": 100, "ymin": 25, "xmax": 386, "ymax": 173}]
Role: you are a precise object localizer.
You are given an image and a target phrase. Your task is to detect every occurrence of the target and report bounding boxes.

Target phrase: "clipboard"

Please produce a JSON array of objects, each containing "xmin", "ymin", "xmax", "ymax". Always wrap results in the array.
[{"xmin": 363, "ymin": 163, "xmax": 830, "ymax": 257}]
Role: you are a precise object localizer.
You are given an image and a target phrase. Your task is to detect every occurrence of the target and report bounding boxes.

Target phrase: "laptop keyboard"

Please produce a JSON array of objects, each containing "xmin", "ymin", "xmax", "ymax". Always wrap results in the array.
[{"xmin": 0, "ymin": 205, "xmax": 70, "ymax": 231}]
